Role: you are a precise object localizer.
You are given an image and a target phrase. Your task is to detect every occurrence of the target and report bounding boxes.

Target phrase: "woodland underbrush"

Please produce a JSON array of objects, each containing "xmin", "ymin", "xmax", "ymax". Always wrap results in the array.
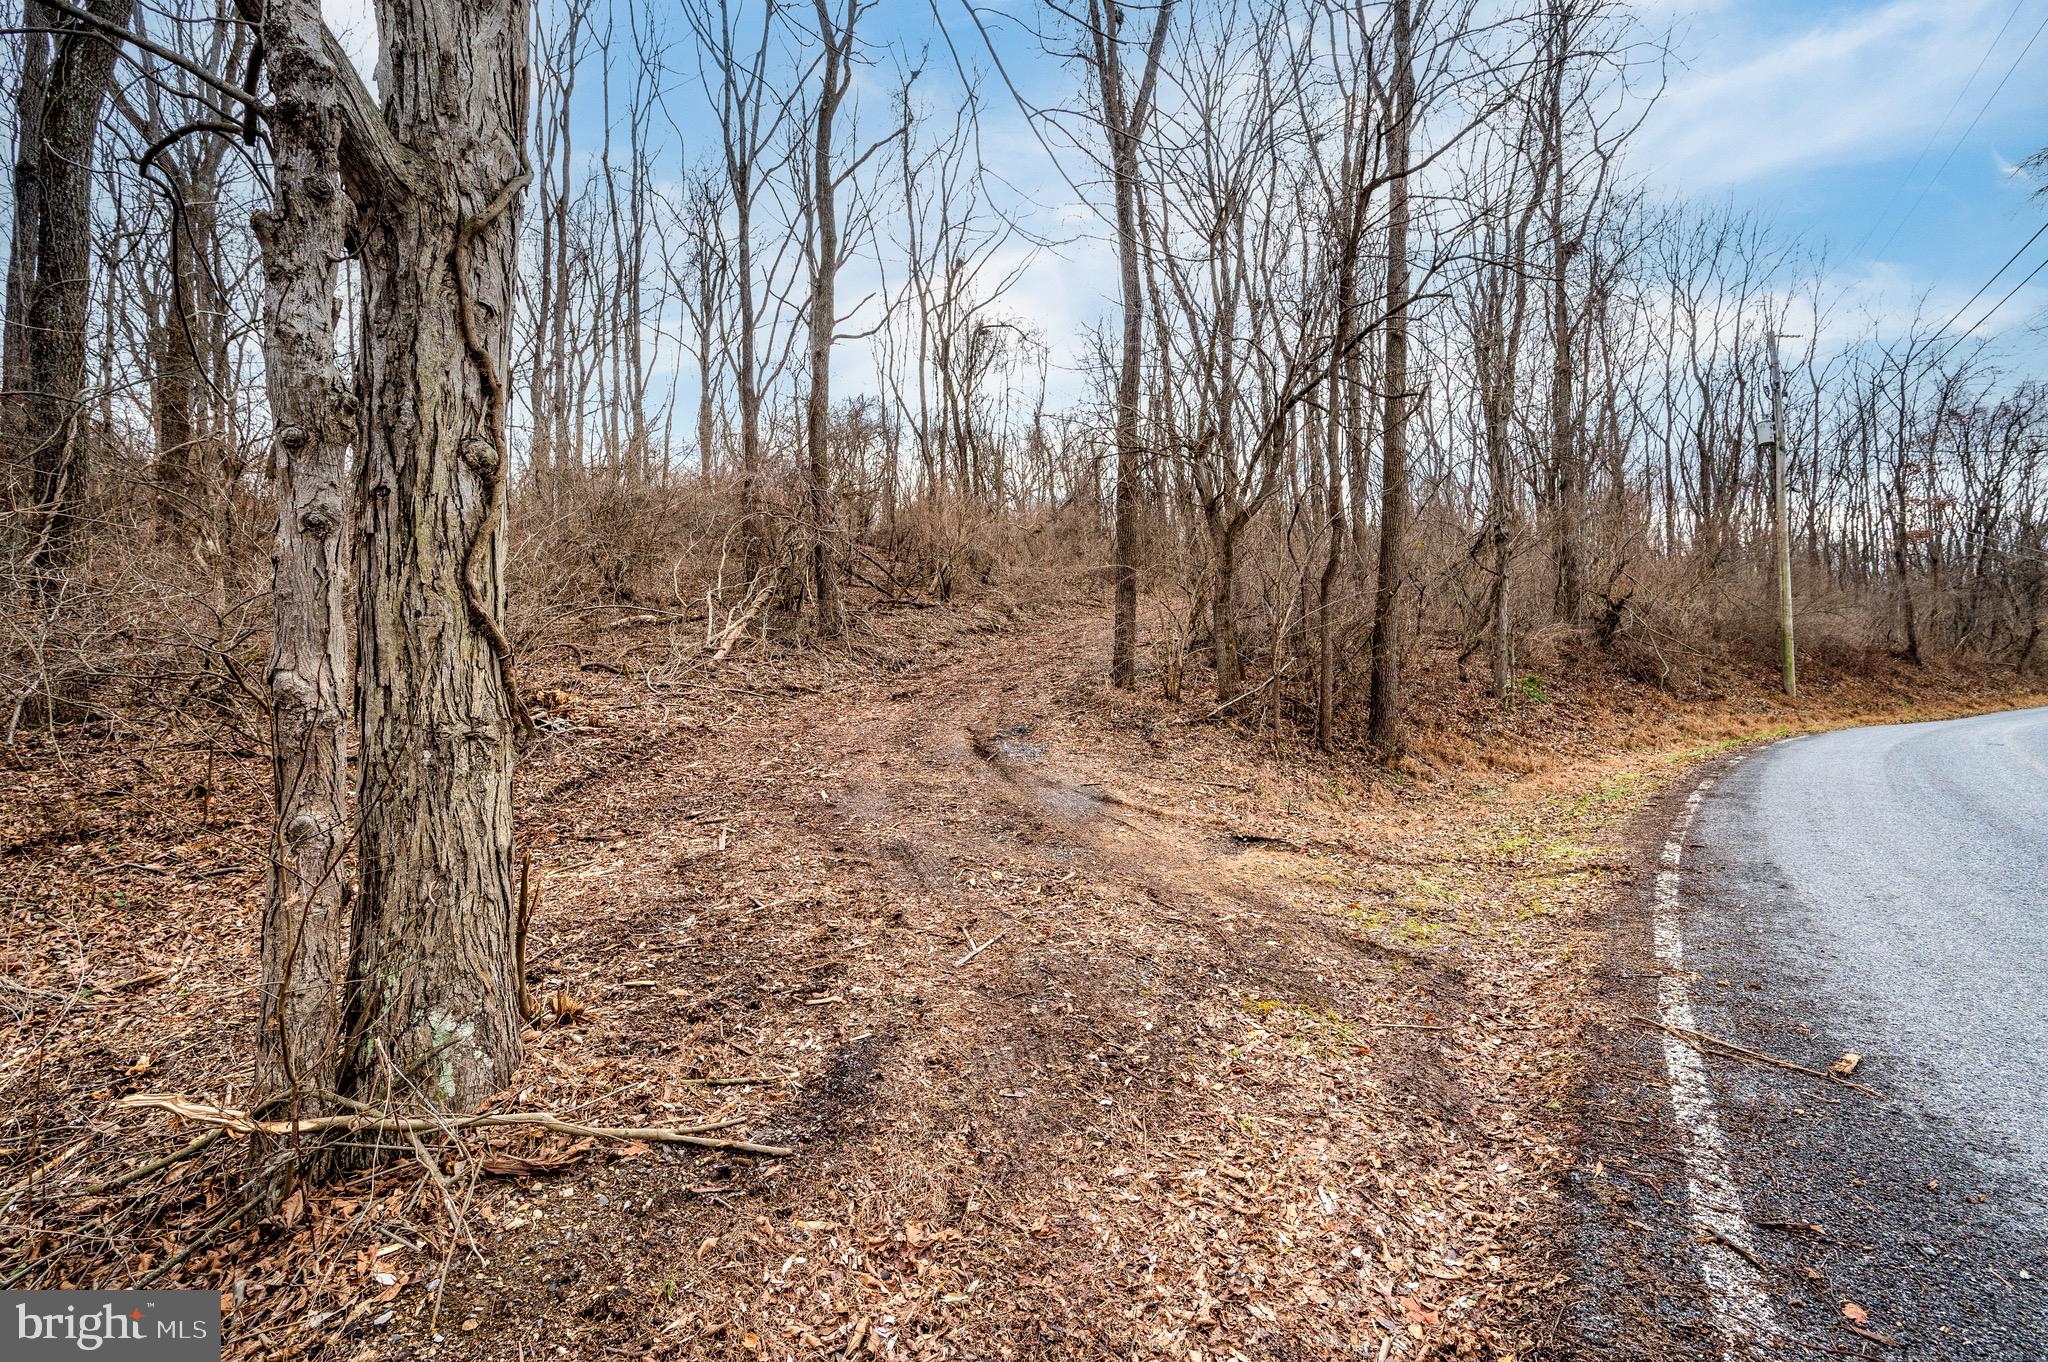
[
  {"xmin": 4, "ymin": 466, "xmax": 2039, "ymax": 769},
  {"xmin": 4, "ymin": 478, "xmax": 2042, "ymax": 1355}
]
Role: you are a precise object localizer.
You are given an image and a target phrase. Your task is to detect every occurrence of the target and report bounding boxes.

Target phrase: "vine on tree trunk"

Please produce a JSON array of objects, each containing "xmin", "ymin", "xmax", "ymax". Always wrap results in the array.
[{"xmin": 452, "ymin": 166, "xmax": 535, "ymax": 739}]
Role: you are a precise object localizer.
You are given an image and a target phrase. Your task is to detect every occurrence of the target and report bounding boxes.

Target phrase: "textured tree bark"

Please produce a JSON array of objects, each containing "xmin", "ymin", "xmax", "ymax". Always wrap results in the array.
[
  {"xmin": 1366, "ymin": 0, "xmax": 1412, "ymax": 756},
  {"xmin": 19, "ymin": 0, "xmax": 131, "ymax": 583},
  {"xmin": 250, "ymin": 0, "xmax": 354, "ymax": 1182},
  {"xmin": 2, "ymin": 0, "xmax": 51, "ymax": 443},
  {"xmin": 336, "ymin": 0, "xmax": 531, "ymax": 1115}
]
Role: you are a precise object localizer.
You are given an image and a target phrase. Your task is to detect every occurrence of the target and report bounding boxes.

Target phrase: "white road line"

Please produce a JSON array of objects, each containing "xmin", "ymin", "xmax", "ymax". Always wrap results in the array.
[{"xmin": 1652, "ymin": 778, "xmax": 1778, "ymax": 1360}]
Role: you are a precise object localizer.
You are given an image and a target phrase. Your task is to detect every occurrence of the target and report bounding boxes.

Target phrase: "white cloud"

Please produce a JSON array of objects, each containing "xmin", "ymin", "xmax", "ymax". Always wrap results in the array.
[{"xmin": 1634, "ymin": 0, "xmax": 2032, "ymax": 190}]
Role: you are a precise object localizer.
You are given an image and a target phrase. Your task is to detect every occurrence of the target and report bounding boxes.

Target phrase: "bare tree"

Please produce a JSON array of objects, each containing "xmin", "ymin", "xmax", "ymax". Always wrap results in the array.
[
  {"xmin": 685, "ymin": 0, "xmax": 803, "ymax": 583},
  {"xmin": 1082, "ymin": 0, "xmax": 1176, "ymax": 688},
  {"xmin": 13, "ymin": 0, "xmax": 133, "ymax": 584},
  {"xmin": 2, "ymin": 0, "xmax": 53, "ymax": 444},
  {"xmin": 798, "ymin": 0, "xmax": 862, "ymax": 635},
  {"xmin": 1364, "ymin": 0, "xmax": 1413, "ymax": 754},
  {"xmin": 667, "ymin": 167, "xmax": 732, "ymax": 479}
]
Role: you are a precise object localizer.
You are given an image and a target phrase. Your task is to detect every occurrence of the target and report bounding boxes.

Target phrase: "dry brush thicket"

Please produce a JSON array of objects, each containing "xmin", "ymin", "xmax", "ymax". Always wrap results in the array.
[{"xmin": 1, "ymin": 0, "xmax": 2045, "ymax": 1240}]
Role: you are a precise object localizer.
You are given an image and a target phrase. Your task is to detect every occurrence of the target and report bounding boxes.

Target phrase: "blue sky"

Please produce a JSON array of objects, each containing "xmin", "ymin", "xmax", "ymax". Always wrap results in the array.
[
  {"xmin": 1632, "ymin": 0, "xmax": 2048, "ymax": 346},
  {"xmin": 323, "ymin": 0, "xmax": 2048, "ymax": 387}
]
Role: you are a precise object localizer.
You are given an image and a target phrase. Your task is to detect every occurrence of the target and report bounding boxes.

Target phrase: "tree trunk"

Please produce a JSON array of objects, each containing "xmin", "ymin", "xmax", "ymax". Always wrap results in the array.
[
  {"xmin": 19, "ymin": 0, "xmax": 131, "ymax": 584},
  {"xmin": 153, "ymin": 174, "xmax": 225, "ymax": 562},
  {"xmin": 803, "ymin": 0, "xmax": 850, "ymax": 637},
  {"xmin": 1208, "ymin": 512, "xmax": 1241, "ymax": 701},
  {"xmin": 337, "ymin": 0, "xmax": 531, "ymax": 1116},
  {"xmin": 1107, "ymin": 147, "xmax": 1142, "ymax": 681},
  {"xmin": 3, "ymin": 1, "xmax": 51, "ymax": 445},
  {"xmin": 1316, "ymin": 367, "xmax": 1344, "ymax": 750},
  {"xmin": 1093, "ymin": 0, "xmax": 1176, "ymax": 689},
  {"xmin": 1366, "ymin": 0, "xmax": 1412, "ymax": 756},
  {"xmin": 1547, "ymin": 190, "xmax": 1582, "ymax": 621},
  {"xmin": 695, "ymin": 298, "xmax": 716, "ymax": 478},
  {"xmin": 251, "ymin": 0, "xmax": 354, "ymax": 1181},
  {"xmin": 1893, "ymin": 473, "xmax": 1922, "ymax": 666},
  {"xmin": 150, "ymin": 240, "xmax": 199, "ymax": 520},
  {"xmin": 697, "ymin": 353, "xmax": 716, "ymax": 478},
  {"xmin": 734, "ymin": 188, "xmax": 766, "ymax": 574},
  {"xmin": 1485, "ymin": 386, "xmax": 1514, "ymax": 698},
  {"xmin": 1316, "ymin": 125, "xmax": 1360, "ymax": 751}
]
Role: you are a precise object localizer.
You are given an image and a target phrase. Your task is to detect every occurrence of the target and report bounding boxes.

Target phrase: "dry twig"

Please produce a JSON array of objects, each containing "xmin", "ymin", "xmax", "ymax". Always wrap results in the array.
[
  {"xmin": 1633, "ymin": 1016, "xmax": 1886, "ymax": 1098},
  {"xmin": 117, "ymin": 1093, "xmax": 794, "ymax": 1156},
  {"xmin": 953, "ymin": 925, "xmax": 1014, "ymax": 967}
]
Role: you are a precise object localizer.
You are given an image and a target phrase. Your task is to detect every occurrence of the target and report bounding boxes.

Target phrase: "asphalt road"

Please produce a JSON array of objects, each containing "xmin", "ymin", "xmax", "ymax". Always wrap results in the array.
[{"xmin": 1567, "ymin": 706, "xmax": 2048, "ymax": 1359}]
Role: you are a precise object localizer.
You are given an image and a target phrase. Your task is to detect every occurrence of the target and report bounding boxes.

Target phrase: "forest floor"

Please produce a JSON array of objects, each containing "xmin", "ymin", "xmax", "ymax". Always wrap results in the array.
[{"xmin": 3, "ymin": 588, "xmax": 2040, "ymax": 1360}]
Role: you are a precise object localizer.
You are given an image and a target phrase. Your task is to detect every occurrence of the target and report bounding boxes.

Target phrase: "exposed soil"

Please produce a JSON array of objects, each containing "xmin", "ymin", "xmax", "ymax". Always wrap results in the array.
[{"xmin": 3, "ymin": 595, "xmax": 2040, "ymax": 1360}]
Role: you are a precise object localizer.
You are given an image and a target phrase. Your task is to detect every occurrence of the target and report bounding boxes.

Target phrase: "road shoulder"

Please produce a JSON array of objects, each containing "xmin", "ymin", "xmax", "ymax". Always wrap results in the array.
[{"xmin": 1566, "ymin": 742, "xmax": 2048, "ymax": 1359}]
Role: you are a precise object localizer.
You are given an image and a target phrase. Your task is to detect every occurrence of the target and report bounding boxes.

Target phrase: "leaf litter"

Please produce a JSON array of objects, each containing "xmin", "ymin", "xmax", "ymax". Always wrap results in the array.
[{"xmin": 4, "ymin": 595, "xmax": 2037, "ymax": 1359}]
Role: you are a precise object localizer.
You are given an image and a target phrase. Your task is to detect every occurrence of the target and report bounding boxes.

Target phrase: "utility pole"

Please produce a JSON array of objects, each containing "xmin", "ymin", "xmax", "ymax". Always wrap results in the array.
[{"xmin": 1766, "ymin": 332, "xmax": 1797, "ymax": 698}]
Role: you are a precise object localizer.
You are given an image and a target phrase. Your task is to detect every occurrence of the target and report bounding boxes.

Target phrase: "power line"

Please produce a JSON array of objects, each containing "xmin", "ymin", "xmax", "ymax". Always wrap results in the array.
[
  {"xmin": 1848, "ymin": 0, "xmax": 2026, "ymax": 262},
  {"xmin": 1928, "ymin": 218, "xmax": 2048, "ymax": 341},
  {"xmin": 1871, "ymin": 5, "xmax": 2048, "ymax": 260},
  {"xmin": 1923, "ymin": 247, "xmax": 2048, "ymax": 374}
]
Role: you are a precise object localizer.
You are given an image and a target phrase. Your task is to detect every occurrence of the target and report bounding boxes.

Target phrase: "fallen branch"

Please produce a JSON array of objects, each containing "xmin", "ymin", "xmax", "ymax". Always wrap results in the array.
[
  {"xmin": 1633, "ymin": 1017, "xmax": 1886, "ymax": 1099},
  {"xmin": 117, "ymin": 1094, "xmax": 794, "ymax": 1156},
  {"xmin": 77, "ymin": 1127, "xmax": 225, "ymax": 1196},
  {"xmin": 1194, "ymin": 667, "xmax": 1287, "ymax": 723},
  {"xmin": 136, "ymin": 1189, "xmax": 263, "ymax": 1287},
  {"xmin": 707, "ymin": 576, "xmax": 775, "ymax": 664},
  {"xmin": 515, "ymin": 849, "xmax": 541, "ymax": 1023},
  {"xmin": 0, "ymin": 1135, "xmax": 93, "ymax": 1201},
  {"xmin": 1755, "ymin": 1219, "xmax": 1826, "ymax": 1238},
  {"xmin": 1697, "ymin": 1226, "xmax": 1770, "ymax": 1274},
  {"xmin": 953, "ymin": 925, "xmax": 1014, "ymax": 968},
  {"xmin": 1842, "ymin": 1321, "xmax": 1898, "ymax": 1348}
]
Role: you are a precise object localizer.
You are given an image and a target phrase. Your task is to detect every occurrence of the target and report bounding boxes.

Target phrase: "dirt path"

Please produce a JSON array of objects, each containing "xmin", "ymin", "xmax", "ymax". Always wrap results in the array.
[{"xmin": 430, "ymin": 604, "xmax": 1589, "ymax": 1360}]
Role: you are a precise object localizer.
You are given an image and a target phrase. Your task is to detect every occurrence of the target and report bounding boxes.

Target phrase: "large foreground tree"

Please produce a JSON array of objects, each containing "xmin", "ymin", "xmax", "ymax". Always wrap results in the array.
[
  {"xmin": 244, "ymin": 0, "xmax": 533, "ymax": 1170},
  {"xmin": 333, "ymin": 0, "xmax": 532, "ymax": 1115}
]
